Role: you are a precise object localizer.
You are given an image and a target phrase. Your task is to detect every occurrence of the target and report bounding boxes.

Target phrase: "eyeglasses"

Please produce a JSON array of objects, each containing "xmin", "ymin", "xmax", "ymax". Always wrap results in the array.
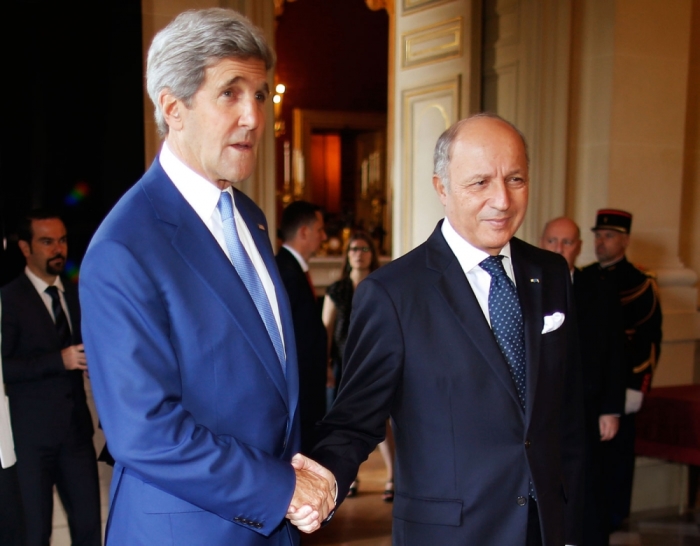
[{"xmin": 348, "ymin": 246, "xmax": 371, "ymax": 253}]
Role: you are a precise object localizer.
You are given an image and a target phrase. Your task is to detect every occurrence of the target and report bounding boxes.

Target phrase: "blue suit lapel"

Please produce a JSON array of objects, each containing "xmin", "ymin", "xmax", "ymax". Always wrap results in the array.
[
  {"xmin": 140, "ymin": 161, "xmax": 290, "ymax": 410},
  {"xmin": 511, "ymin": 238, "xmax": 543, "ymax": 425},
  {"xmin": 426, "ymin": 226, "xmax": 523, "ymax": 414}
]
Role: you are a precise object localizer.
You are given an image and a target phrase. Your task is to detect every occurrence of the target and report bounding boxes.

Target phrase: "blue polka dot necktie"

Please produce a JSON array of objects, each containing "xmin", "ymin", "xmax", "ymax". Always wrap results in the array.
[
  {"xmin": 218, "ymin": 191, "xmax": 286, "ymax": 372},
  {"xmin": 480, "ymin": 255, "xmax": 526, "ymax": 409}
]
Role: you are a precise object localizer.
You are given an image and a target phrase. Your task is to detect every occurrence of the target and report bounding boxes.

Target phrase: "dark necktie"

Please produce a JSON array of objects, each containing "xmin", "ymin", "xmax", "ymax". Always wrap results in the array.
[
  {"xmin": 45, "ymin": 285, "xmax": 72, "ymax": 348},
  {"xmin": 218, "ymin": 191, "xmax": 286, "ymax": 371},
  {"xmin": 479, "ymin": 255, "xmax": 526, "ymax": 409},
  {"xmin": 305, "ymin": 271, "xmax": 317, "ymax": 299}
]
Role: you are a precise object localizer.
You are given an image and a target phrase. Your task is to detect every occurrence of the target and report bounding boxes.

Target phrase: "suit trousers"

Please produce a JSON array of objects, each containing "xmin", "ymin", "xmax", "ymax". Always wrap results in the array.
[
  {"xmin": 604, "ymin": 412, "xmax": 636, "ymax": 531},
  {"xmin": 0, "ymin": 464, "xmax": 25, "ymax": 546},
  {"xmin": 527, "ymin": 500, "xmax": 543, "ymax": 546},
  {"xmin": 14, "ymin": 411, "xmax": 101, "ymax": 546}
]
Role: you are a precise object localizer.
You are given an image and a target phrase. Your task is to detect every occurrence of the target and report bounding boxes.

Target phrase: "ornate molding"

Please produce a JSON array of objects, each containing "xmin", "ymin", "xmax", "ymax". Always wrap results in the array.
[{"xmin": 366, "ymin": 0, "xmax": 394, "ymax": 14}]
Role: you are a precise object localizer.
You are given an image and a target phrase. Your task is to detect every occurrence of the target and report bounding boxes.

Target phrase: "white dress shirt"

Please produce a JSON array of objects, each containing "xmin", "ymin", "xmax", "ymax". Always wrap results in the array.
[
  {"xmin": 0, "ymin": 299, "xmax": 17, "ymax": 468},
  {"xmin": 24, "ymin": 266, "xmax": 74, "ymax": 334},
  {"xmin": 160, "ymin": 142, "xmax": 285, "ymax": 350},
  {"xmin": 440, "ymin": 217, "xmax": 516, "ymax": 326}
]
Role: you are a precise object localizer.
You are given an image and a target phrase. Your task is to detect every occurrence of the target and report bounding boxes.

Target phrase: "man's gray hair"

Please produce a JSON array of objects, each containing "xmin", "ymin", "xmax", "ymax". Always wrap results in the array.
[
  {"xmin": 433, "ymin": 112, "xmax": 530, "ymax": 189},
  {"xmin": 147, "ymin": 8, "xmax": 275, "ymax": 136}
]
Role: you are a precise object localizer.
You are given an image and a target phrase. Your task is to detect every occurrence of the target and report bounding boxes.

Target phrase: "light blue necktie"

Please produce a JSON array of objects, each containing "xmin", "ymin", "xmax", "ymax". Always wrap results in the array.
[{"xmin": 218, "ymin": 191, "xmax": 286, "ymax": 371}]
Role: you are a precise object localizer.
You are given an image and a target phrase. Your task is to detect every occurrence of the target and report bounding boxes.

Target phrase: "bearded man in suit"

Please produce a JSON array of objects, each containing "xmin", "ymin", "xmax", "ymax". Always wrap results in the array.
[{"xmin": 312, "ymin": 113, "xmax": 585, "ymax": 546}]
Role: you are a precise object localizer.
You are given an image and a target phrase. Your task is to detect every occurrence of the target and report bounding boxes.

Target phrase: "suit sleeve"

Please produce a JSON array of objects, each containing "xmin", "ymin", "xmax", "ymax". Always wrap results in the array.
[
  {"xmin": 599, "ymin": 279, "xmax": 626, "ymax": 415},
  {"xmin": 312, "ymin": 277, "xmax": 402, "ymax": 500},
  {"xmin": 0, "ymin": 290, "xmax": 66, "ymax": 384},
  {"xmin": 562, "ymin": 266, "xmax": 585, "ymax": 545},
  {"xmin": 80, "ymin": 239, "xmax": 295, "ymax": 536}
]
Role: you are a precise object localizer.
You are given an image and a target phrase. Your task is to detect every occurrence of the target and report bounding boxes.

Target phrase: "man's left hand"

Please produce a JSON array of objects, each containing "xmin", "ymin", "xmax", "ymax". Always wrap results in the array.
[{"xmin": 599, "ymin": 414, "xmax": 620, "ymax": 441}]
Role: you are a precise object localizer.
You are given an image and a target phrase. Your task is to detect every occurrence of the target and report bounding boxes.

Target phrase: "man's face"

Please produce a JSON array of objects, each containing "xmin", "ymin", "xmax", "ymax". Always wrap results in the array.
[
  {"xmin": 19, "ymin": 218, "xmax": 67, "ymax": 280},
  {"xmin": 169, "ymin": 57, "xmax": 269, "ymax": 187},
  {"xmin": 594, "ymin": 229, "xmax": 628, "ymax": 265},
  {"xmin": 306, "ymin": 212, "xmax": 327, "ymax": 256},
  {"xmin": 540, "ymin": 218, "xmax": 581, "ymax": 271},
  {"xmin": 433, "ymin": 117, "xmax": 529, "ymax": 255}
]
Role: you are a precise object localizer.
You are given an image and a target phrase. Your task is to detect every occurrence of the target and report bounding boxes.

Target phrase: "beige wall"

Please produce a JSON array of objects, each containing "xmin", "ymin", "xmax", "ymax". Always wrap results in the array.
[{"xmin": 681, "ymin": 0, "xmax": 700, "ymax": 307}]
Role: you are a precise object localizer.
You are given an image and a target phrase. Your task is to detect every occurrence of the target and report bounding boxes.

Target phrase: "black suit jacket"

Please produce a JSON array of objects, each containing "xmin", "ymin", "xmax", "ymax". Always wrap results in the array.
[
  {"xmin": 275, "ymin": 247, "xmax": 327, "ymax": 453},
  {"xmin": 573, "ymin": 268, "xmax": 625, "ymax": 417},
  {"xmin": 1, "ymin": 273, "xmax": 94, "ymax": 445},
  {"xmin": 313, "ymin": 225, "xmax": 584, "ymax": 546}
]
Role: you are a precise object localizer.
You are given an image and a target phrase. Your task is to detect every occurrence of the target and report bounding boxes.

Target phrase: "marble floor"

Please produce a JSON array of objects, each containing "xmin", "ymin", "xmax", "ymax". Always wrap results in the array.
[{"xmin": 50, "ymin": 448, "xmax": 700, "ymax": 546}]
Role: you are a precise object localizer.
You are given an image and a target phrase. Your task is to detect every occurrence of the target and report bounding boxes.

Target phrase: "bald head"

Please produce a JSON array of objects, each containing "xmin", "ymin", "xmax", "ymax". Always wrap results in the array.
[{"xmin": 540, "ymin": 217, "xmax": 581, "ymax": 271}]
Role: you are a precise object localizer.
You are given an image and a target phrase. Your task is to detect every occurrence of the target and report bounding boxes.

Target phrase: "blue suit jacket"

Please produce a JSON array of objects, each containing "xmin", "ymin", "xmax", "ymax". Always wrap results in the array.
[
  {"xmin": 80, "ymin": 159, "xmax": 301, "ymax": 546},
  {"xmin": 313, "ymin": 225, "xmax": 584, "ymax": 546}
]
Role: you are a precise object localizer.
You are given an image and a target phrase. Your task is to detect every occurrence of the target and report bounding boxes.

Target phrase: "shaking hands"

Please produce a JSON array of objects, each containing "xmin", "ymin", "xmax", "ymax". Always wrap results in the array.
[{"xmin": 286, "ymin": 453, "xmax": 336, "ymax": 533}]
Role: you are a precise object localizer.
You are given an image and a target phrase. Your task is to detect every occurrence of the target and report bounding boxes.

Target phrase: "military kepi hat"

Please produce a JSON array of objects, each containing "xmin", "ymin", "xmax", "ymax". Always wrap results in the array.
[{"xmin": 591, "ymin": 209, "xmax": 632, "ymax": 234}]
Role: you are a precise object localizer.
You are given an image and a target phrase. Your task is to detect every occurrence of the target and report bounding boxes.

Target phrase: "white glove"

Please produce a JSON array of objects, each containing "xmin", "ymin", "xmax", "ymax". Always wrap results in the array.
[{"xmin": 625, "ymin": 388, "xmax": 644, "ymax": 414}]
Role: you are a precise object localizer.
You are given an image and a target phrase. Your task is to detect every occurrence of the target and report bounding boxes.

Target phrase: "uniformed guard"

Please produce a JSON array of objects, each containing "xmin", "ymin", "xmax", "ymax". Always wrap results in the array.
[{"xmin": 583, "ymin": 208, "xmax": 663, "ymax": 533}]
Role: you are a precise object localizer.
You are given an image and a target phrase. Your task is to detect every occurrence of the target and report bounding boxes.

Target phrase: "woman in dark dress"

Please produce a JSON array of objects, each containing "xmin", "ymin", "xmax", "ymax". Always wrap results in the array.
[{"xmin": 322, "ymin": 231, "xmax": 395, "ymax": 501}]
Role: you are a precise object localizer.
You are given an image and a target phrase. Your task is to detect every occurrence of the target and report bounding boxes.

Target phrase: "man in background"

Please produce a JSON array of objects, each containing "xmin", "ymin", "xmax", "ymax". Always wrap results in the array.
[
  {"xmin": 1, "ymin": 209, "xmax": 101, "ymax": 546},
  {"xmin": 276, "ymin": 201, "xmax": 328, "ymax": 454},
  {"xmin": 541, "ymin": 216, "xmax": 625, "ymax": 545},
  {"xmin": 80, "ymin": 9, "xmax": 334, "ymax": 545},
  {"xmin": 584, "ymin": 209, "xmax": 662, "ymax": 531}
]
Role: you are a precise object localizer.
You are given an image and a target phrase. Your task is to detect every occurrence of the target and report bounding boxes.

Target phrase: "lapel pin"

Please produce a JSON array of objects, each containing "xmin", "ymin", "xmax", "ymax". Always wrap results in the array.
[
  {"xmin": 257, "ymin": 224, "xmax": 266, "ymax": 231},
  {"xmin": 530, "ymin": 278, "xmax": 540, "ymax": 283}
]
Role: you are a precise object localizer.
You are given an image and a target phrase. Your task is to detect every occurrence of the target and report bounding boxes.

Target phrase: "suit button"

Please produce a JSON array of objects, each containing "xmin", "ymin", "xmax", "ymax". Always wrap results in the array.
[
  {"xmin": 517, "ymin": 496, "xmax": 527, "ymax": 506},
  {"xmin": 524, "ymin": 440, "xmax": 531, "ymax": 448}
]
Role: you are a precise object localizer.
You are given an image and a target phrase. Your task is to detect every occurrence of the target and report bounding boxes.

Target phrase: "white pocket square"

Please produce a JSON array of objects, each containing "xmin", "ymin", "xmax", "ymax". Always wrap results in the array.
[{"xmin": 542, "ymin": 312, "xmax": 565, "ymax": 334}]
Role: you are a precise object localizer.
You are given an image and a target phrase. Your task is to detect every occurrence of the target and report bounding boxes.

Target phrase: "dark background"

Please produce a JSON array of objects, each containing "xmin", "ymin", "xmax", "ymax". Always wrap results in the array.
[{"xmin": 0, "ymin": 0, "xmax": 145, "ymax": 285}]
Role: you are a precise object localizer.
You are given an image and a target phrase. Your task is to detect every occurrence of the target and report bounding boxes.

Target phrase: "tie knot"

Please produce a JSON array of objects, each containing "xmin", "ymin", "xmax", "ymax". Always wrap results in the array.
[
  {"xmin": 479, "ymin": 255, "xmax": 507, "ymax": 278},
  {"xmin": 218, "ymin": 191, "xmax": 234, "ymax": 222},
  {"xmin": 45, "ymin": 285, "xmax": 60, "ymax": 300}
]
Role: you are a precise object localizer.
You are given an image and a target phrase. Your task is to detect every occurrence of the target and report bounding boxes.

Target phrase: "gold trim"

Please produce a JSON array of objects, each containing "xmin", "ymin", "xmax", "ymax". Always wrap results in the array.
[
  {"xmin": 402, "ymin": 0, "xmax": 453, "ymax": 15},
  {"xmin": 401, "ymin": 77, "xmax": 460, "ymax": 252},
  {"xmin": 402, "ymin": 17, "xmax": 462, "ymax": 69}
]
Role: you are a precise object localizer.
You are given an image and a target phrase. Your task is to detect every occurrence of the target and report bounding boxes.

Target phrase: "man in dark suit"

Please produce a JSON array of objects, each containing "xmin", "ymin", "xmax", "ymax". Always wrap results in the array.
[
  {"xmin": 79, "ymin": 9, "xmax": 334, "ymax": 545},
  {"xmin": 541, "ymin": 216, "xmax": 625, "ymax": 545},
  {"xmin": 276, "ymin": 201, "xmax": 328, "ymax": 454},
  {"xmin": 1, "ymin": 210, "xmax": 101, "ymax": 546},
  {"xmin": 311, "ymin": 113, "xmax": 584, "ymax": 545}
]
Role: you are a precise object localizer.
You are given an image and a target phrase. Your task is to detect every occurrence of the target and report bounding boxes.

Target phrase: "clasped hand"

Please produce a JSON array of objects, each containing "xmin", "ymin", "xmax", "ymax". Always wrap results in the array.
[{"xmin": 286, "ymin": 453, "xmax": 336, "ymax": 533}]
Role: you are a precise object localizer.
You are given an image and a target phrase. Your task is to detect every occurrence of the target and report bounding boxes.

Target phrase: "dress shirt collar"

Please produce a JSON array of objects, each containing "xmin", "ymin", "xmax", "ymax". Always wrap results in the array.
[
  {"xmin": 160, "ymin": 140, "xmax": 230, "ymax": 225},
  {"xmin": 282, "ymin": 244, "xmax": 309, "ymax": 272},
  {"xmin": 441, "ymin": 217, "xmax": 514, "ymax": 281},
  {"xmin": 24, "ymin": 266, "xmax": 65, "ymax": 295}
]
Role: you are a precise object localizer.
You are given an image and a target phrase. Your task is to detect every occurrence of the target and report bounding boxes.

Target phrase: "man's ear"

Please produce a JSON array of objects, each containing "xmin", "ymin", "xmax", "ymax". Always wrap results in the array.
[
  {"xmin": 18, "ymin": 240, "xmax": 31, "ymax": 259},
  {"xmin": 159, "ymin": 90, "xmax": 184, "ymax": 131},
  {"xmin": 433, "ymin": 175, "xmax": 448, "ymax": 206}
]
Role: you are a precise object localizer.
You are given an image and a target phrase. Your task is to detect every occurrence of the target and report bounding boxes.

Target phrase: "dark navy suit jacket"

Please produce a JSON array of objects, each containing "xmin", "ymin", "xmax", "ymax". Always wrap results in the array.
[
  {"xmin": 80, "ymin": 159, "xmax": 301, "ymax": 546},
  {"xmin": 313, "ymin": 224, "xmax": 585, "ymax": 546}
]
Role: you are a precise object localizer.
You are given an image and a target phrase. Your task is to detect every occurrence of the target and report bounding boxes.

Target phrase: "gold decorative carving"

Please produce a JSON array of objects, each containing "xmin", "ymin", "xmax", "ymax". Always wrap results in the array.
[
  {"xmin": 366, "ymin": 0, "xmax": 394, "ymax": 14},
  {"xmin": 402, "ymin": 17, "xmax": 462, "ymax": 69}
]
